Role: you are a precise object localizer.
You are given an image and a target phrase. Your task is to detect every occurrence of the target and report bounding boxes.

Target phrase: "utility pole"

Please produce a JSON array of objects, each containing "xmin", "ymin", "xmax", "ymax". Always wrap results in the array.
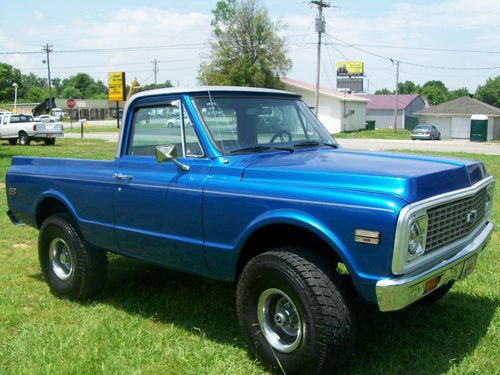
[
  {"xmin": 152, "ymin": 59, "xmax": 159, "ymax": 88},
  {"xmin": 42, "ymin": 43, "xmax": 53, "ymax": 113},
  {"xmin": 311, "ymin": 1, "xmax": 330, "ymax": 116},
  {"xmin": 391, "ymin": 59, "xmax": 400, "ymax": 133}
]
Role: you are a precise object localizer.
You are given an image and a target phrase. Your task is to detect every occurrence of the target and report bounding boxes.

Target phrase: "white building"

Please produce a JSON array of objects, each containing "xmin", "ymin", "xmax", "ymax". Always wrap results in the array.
[
  {"xmin": 282, "ymin": 78, "xmax": 368, "ymax": 134},
  {"xmin": 416, "ymin": 96, "xmax": 500, "ymax": 140}
]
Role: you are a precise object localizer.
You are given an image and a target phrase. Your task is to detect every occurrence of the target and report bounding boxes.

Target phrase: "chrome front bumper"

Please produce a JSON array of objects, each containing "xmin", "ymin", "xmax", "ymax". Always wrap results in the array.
[{"xmin": 376, "ymin": 222, "xmax": 494, "ymax": 312}]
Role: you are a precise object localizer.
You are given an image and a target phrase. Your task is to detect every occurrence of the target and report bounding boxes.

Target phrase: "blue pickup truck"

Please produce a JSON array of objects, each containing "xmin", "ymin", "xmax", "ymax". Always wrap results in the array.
[{"xmin": 6, "ymin": 87, "xmax": 495, "ymax": 374}]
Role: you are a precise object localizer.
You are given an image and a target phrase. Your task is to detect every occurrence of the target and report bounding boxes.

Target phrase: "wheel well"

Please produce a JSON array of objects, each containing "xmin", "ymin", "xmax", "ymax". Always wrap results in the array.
[
  {"xmin": 235, "ymin": 224, "xmax": 342, "ymax": 280},
  {"xmin": 36, "ymin": 198, "xmax": 71, "ymax": 228}
]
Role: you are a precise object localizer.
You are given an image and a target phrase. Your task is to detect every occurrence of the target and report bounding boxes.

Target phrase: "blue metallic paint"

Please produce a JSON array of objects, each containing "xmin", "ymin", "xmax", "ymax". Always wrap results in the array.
[{"xmin": 5, "ymin": 90, "xmax": 489, "ymax": 306}]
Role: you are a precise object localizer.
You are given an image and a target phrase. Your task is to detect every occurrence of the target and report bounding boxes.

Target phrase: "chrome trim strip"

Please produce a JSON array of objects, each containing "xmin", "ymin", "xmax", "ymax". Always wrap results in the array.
[
  {"xmin": 392, "ymin": 177, "xmax": 494, "ymax": 275},
  {"xmin": 377, "ymin": 222, "xmax": 493, "ymax": 311}
]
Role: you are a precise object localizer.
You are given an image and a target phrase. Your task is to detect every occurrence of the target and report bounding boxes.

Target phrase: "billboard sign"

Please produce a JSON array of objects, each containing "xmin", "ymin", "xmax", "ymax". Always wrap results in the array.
[
  {"xmin": 108, "ymin": 72, "xmax": 126, "ymax": 101},
  {"xmin": 336, "ymin": 61, "xmax": 364, "ymax": 77},
  {"xmin": 337, "ymin": 78, "xmax": 364, "ymax": 93}
]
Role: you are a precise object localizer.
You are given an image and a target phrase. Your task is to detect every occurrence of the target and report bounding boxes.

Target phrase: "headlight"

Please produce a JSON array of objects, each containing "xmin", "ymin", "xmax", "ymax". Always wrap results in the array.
[{"xmin": 408, "ymin": 215, "xmax": 428, "ymax": 259}]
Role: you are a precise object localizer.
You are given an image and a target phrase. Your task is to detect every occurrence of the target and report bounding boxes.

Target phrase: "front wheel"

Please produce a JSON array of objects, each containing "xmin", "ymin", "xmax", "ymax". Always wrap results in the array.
[
  {"xmin": 38, "ymin": 214, "xmax": 107, "ymax": 301},
  {"xmin": 237, "ymin": 247, "xmax": 354, "ymax": 374},
  {"xmin": 19, "ymin": 132, "xmax": 31, "ymax": 146}
]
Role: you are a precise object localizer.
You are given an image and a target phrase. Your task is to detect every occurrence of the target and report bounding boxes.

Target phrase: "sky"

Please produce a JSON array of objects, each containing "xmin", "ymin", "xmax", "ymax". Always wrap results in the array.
[{"xmin": 1, "ymin": 0, "xmax": 499, "ymax": 93}]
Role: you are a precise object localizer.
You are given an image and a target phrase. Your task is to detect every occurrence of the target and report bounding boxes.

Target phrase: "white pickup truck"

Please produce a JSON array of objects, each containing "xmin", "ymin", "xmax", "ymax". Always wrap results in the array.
[{"xmin": 0, "ymin": 113, "xmax": 63, "ymax": 146}]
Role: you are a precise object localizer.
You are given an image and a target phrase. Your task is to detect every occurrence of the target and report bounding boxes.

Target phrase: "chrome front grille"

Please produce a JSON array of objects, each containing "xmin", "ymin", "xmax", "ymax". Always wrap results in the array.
[{"xmin": 426, "ymin": 188, "xmax": 487, "ymax": 252}]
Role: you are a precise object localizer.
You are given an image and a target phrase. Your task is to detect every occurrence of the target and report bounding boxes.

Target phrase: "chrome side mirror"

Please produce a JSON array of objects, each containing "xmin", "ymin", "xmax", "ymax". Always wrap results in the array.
[{"xmin": 155, "ymin": 145, "xmax": 190, "ymax": 171}]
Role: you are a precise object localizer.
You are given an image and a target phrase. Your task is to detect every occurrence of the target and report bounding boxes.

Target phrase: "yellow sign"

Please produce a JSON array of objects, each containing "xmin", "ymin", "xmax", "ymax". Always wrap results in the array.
[
  {"xmin": 108, "ymin": 72, "xmax": 126, "ymax": 101},
  {"xmin": 336, "ymin": 61, "xmax": 364, "ymax": 77}
]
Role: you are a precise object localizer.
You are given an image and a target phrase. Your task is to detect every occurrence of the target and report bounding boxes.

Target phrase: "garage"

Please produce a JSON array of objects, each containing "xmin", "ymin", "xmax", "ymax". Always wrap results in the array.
[{"xmin": 416, "ymin": 96, "xmax": 500, "ymax": 141}]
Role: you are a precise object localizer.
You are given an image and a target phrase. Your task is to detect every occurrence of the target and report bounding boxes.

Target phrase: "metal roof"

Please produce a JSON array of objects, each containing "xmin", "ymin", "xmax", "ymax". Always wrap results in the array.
[
  {"xmin": 361, "ymin": 94, "xmax": 421, "ymax": 110},
  {"xmin": 128, "ymin": 86, "xmax": 298, "ymax": 102},
  {"xmin": 282, "ymin": 78, "xmax": 369, "ymax": 102},
  {"xmin": 416, "ymin": 96, "xmax": 500, "ymax": 116}
]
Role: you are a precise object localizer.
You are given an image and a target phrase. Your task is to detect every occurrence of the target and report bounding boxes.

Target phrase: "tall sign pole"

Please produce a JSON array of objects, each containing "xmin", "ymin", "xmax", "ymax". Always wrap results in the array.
[
  {"xmin": 311, "ymin": 1, "xmax": 330, "ymax": 116},
  {"xmin": 42, "ymin": 43, "xmax": 53, "ymax": 113},
  {"xmin": 152, "ymin": 59, "xmax": 159, "ymax": 88},
  {"xmin": 108, "ymin": 72, "xmax": 126, "ymax": 129},
  {"xmin": 391, "ymin": 59, "xmax": 400, "ymax": 133}
]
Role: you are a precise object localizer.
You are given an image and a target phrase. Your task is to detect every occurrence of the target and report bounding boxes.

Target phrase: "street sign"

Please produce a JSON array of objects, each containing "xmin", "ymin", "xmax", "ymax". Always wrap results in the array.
[
  {"xmin": 108, "ymin": 72, "xmax": 126, "ymax": 101},
  {"xmin": 66, "ymin": 98, "xmax": 75, "ymax": 108}
]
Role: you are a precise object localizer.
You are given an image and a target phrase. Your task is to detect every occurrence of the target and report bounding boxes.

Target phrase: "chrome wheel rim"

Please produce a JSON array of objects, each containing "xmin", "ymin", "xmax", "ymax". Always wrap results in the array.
[
  {"xmin": 49, "ymin": 238, "xmax": 74, "ymax": 281},
  {"xmin": 257, "ymin": 288, "xmax": 303, "ymax": 353}
]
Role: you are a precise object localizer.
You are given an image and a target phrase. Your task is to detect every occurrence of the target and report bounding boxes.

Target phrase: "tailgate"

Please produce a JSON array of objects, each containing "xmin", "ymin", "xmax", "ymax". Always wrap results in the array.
[{"xmin": 34, "ymin": 121, "xmax": 64, "ymax": 135}]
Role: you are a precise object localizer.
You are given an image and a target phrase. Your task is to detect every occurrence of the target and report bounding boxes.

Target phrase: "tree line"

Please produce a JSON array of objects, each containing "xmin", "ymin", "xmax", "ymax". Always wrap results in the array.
[{"xmin": 374, "ymin": 77, "xmax": 499, "ymax": 108}]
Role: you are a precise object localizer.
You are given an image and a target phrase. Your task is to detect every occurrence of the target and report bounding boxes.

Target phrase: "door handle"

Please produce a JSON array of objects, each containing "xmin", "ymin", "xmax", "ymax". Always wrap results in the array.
[{"xmin": 113, "ymin": 173, "xmax": 133, "ymax": 180}]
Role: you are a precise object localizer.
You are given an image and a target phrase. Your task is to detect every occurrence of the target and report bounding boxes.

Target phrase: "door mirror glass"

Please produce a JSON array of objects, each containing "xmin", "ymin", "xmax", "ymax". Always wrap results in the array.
[{"xmin": 155, "ymin": 145, "xmax": 190, "ymax": 171}]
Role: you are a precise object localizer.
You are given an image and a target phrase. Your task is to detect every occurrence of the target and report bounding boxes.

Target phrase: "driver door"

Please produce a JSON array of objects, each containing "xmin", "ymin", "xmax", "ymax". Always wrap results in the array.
[{"xmin": 113, "ymin": 98, "xmax": 209, "ymax": 274}]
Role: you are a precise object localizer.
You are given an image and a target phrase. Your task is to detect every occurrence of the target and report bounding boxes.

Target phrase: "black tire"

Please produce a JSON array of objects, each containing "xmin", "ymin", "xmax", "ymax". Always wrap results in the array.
[
  {"xmin": 8, "ymin": 139, "xmax": 17, "ymax": 145},
  {"xmin": 417, "ymin": 281, "xmax": 454, "ymax": 305},
  {"xmin": 237, "ymin": 247, "xmax": 354, "ymax": 375},
  {"xmin": 44, "ymin": 138, "xmax": 56, "ymax": 146},
  {"xmin": 38, "ymin": 213, "xmax": 107, "ymax": 301},
  {"xmin": 19, "ymin": 132, "xmax": 31, "ymax": 146}
]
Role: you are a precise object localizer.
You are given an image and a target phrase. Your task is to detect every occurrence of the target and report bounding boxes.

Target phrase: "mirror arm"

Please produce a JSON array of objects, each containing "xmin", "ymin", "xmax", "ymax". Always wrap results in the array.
[{"xmin": 170, "ymin": 157, "xmax": 190, "ymax": 171}]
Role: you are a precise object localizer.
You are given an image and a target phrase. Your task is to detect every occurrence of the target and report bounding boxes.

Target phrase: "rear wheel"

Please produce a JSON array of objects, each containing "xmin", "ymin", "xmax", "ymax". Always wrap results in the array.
[
  {"xmin": 38, "ymin": 213, "xmax": 107, "ymax": 301},
  {"xmin": 237, "ymin": 247, "xmax": 354, "ymax": 374},
  {"xmin": 19, "ymin": 132, "xmax": 30, "ymax": 146},
  {"xmin": 8, "ymin": 139, "xmax": 17, "ymax": 145},
  {"xmin": 44, "ymin": 138, "xmax": 56, "ymax": 146}
]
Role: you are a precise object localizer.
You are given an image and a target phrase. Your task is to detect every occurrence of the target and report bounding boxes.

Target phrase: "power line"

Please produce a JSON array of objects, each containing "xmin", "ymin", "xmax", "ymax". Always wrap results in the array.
[
  {"xmin": 326, "ymin": 34, "xmax": 500, "ymax": 71},
  {"xmin": 336, "ymin": 43, "xmax": 500, "ymax": 55}
]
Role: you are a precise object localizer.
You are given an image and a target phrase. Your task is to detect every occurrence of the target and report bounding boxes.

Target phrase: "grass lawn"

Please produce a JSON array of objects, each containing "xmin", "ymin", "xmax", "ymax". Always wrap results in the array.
[
  {"xmin": 64, "ymin": 125, "xmax": 120, "ymax": 134},
  {"xmin": 334, "ymin": 128, "xmax": 412, "ymax": 140},
  {"xmin": 0, "ymin": 140, "xmax": 498, "ymax": 374}
]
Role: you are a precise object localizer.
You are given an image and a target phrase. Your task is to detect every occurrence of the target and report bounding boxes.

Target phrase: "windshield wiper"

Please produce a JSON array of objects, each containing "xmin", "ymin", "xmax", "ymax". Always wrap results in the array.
[
  {"xmin": 229, "ymin": 145, "xmax": 294, "ymax": 154},
  {"xmin": 292, "ymin": 140, "xmax": 338, "ymax": 149}
]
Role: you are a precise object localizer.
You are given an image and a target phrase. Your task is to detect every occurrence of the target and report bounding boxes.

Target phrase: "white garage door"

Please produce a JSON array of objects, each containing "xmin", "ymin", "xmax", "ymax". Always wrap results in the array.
[{"xmin": 452, "ymin": 116, "xmax": 471, "ymax": 139}]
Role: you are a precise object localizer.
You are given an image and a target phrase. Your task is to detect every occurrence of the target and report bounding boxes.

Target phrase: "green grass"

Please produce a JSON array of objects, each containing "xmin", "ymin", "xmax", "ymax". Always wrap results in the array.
[
  {"xmin": 334, "ymin": 128, "xmax": 412, "ymax": 140},
  {"xmin": 0, "ymin": 140, "xmax": 499, "ymax": 374},
  {"xmin": 64, "ymin": 125, "xmax": 120, "ymax": 134}
]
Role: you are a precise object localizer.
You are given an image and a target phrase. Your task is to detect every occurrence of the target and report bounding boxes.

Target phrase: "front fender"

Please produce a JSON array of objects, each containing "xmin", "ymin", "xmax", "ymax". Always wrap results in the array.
[{"xmin": 235, "ymin": 208, "xmax": 356, "ymax": 272}]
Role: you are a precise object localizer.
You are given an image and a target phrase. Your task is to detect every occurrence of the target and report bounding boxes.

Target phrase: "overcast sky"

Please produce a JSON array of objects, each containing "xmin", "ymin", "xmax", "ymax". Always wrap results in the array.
[{"xmin": 1, "ymin": 0, "xmax": 499, "ymax": 93}]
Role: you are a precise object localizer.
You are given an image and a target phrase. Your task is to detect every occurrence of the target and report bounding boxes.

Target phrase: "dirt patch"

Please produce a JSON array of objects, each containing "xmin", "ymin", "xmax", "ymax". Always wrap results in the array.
[
  {"xmin": 12, "ymin": 243, "xmax": 31, "ymax": 249},
  {"xmin": 0, "ymin": 183, "xmax": 5, "ymax": 189}
]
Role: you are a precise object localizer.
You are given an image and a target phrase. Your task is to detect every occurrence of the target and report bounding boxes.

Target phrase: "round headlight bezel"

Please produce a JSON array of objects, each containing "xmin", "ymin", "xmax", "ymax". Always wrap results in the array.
[{"xmin": 407, "ymin": 214, "xmax": 428, "ymax": 260}]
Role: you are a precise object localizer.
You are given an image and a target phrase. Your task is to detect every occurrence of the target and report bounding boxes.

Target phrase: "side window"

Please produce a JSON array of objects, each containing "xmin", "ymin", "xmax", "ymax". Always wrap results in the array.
[{"xmin": 127, "ymin": 100, "xmax": 203, "ymax": 158}]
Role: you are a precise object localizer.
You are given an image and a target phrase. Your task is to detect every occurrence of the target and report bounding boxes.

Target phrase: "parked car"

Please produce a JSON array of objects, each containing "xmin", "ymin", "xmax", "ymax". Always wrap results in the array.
[
  {"xmin": 411, "ymin": 124, "xmax": 441, "ymax": 140},
  {"xmin": 34, "ymin": 114, "xmax": 58, "ymax": 123},
  {"xmin": 6, "ymin": 87, "xmax": 494, "ymax": 374},
  {"xmin": 1, "ymin": 112, "xmax": 63, "ymax": 145},
  {"xmin": 166, "ymin": 114, "xmax": 192, "ymax": 128}
]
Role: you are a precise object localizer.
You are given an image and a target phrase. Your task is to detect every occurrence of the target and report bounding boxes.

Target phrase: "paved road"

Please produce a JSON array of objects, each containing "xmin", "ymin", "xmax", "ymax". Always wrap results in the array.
[{"xmin": 64, "ymin": 132, "xmax": 500, "ymax": 155}]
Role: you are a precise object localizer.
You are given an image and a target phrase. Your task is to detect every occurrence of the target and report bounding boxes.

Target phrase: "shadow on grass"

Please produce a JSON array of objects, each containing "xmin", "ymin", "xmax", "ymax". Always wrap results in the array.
[{"xmin": 31, "ymin": 255, "xmax": 498, "ymax": 374}]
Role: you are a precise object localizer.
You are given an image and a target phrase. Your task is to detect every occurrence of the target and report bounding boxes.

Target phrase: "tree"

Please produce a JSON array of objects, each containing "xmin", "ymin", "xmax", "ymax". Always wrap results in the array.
[
  {"xmin": 374, "ymin": 88, "xmax": 393, "ymax": 94},
  {"xmin": 398, "ymin": 80, "xmax": 419, "ymax": 94},
  {"xmin": 418, "ymin": 80, "xmax": 449, "ymax": 105},
  {"xmin": 448, "ymin": 87, "xmax": 471, "ymax": 101},
  {"xmin": 0, "ymin": 63, "xmax": 23, "ymax": 102},
  {"xmin": 199, "ymin": 0, "xmax": 291, "ymax": 88},
  {"xmin": 60, "ymin": 73, "xmax": 107, "ymax": 99},
  {"xmin": 476, "ymin": 76, "xmax": 500, "ymax": 108}
]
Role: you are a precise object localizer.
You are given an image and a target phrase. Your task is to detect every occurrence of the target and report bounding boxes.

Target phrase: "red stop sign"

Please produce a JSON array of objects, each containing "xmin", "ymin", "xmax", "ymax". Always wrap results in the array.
[{"xmin": 67, "ymin": 98, "xmax": 76, "ymax": 108}]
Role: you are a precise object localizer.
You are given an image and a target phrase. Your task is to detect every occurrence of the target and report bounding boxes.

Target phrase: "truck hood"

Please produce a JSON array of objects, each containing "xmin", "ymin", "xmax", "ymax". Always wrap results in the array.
[{"xmin": 241, "ymin": 148, "xmax": 487, "ymax": 203}]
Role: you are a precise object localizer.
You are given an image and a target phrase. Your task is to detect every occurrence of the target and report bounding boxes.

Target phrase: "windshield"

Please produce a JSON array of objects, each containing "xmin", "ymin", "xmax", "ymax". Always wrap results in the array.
[
  {"xmin": 415, "ymin": 125, "xmax": 431, "ymax": 131},
  {"xmin": 192, "ymin": 96, "xmax": 336, "ymax": 154}
]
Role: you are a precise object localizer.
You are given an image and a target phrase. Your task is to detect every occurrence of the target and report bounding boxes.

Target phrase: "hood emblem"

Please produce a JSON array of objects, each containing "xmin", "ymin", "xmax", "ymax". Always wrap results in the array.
[{"xmin": 466, "ymin": 209, "xmax": 477, "ymax": 224}]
